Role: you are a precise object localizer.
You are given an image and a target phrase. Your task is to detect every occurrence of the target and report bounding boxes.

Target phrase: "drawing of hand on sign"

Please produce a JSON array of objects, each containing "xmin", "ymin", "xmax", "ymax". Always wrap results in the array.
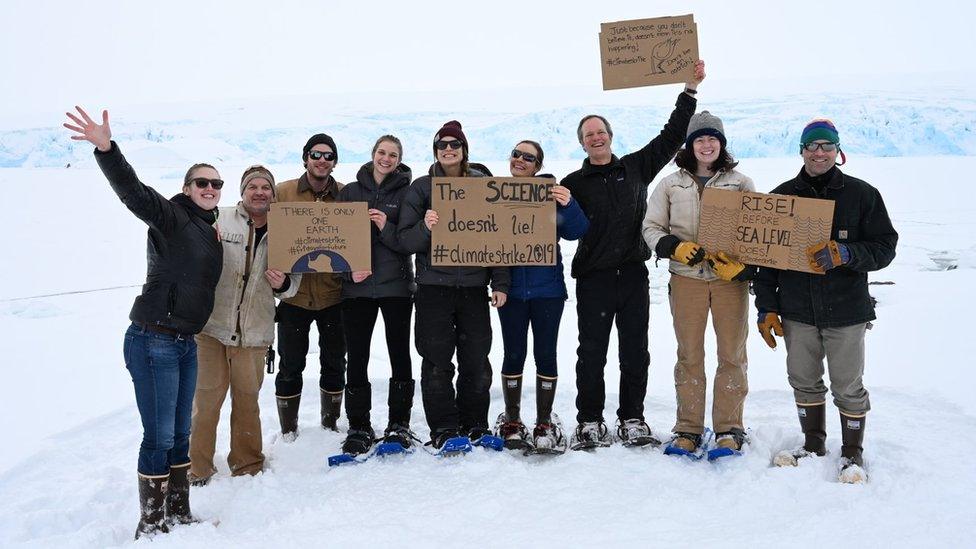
[{"xmin": 648, "ymin": 38, "xmax": 679, "ymax": 76}]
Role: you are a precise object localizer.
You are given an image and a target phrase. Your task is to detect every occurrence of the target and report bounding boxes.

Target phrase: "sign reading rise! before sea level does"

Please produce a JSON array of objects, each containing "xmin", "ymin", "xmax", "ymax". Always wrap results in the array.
[
  {"xmin": 430, "ymin": 177, "xmax": 557, "ymax": 266},
  {"xmin": 697, "ymin": 188, "xmax": 835, "ymax": 274}
]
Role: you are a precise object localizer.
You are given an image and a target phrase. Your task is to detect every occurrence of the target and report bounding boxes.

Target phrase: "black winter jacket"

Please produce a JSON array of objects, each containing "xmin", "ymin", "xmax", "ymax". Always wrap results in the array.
[
  {"xmin": 561, "ymin": 92, "xmax": 696, "ymax": 278},
  {"xmin": 753, "ymin": 167, "xmax": 898, "ymax": 328},
  {"xmin": 338, "ymin": 162, "xmax": 415, "ymax": 299},
  {"xmin": 95, "ymin": 142, "xmax": 223, "ymax": 334},
  {"xmin": 397, "ymin": 163, "xmax": 510, "ymax": 293}
]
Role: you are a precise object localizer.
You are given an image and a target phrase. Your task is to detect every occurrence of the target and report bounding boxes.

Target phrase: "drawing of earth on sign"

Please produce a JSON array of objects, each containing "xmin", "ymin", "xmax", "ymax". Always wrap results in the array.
[{"xmin": 291, "ymin": 250, "xmax": 351, "ymax": 273}]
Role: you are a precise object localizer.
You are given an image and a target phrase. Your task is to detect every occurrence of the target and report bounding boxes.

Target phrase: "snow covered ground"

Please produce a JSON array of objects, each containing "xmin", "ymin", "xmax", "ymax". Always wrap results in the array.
[{"xmin": 1, "ymin": 143, "xmax": 975, "ymax": 544}]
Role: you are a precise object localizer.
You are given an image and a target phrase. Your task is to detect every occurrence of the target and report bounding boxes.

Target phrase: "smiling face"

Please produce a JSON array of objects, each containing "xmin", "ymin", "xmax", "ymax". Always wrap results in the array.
[
  {"xmin": 801, "ymin": 140, "xmax": 838, "ymax": 177},
  {"xmin": 509, "ymin": 142, "xmax": 541, "ymax": 177},
  {"xmin": 305, "ymin": 143, "xmax": 336, "ymax": 181},
  {"xmin": 372, "ymin": 140, "xmax": 402, "ymax": 181},
  {"xmin": 692, "ymin": 135, "xmax": 721, "ymax": 170},
  {"xmin": 183, "ymin": 166, "xmax": 221, "ymax": 210},
  {"xmin": 580, "ymin": 117, "xmax": 612, "ymax": 164},
  {"xmin": 242, "ymin": 177, "xmax": 274, "ymax": 216},
  {"xmin": 436, "ymin": 137, "xmax": 464, "ymax": 171}
]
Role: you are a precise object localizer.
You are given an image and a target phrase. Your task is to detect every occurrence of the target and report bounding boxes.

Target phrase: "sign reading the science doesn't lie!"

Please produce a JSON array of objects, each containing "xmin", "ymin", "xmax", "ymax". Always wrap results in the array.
[
  {"xmin": 267, "ymin": 202, "xmax": 372, "ymax": 273},
  {"xmin": 430, "ymin": 177, "xmax": 557, "ymax": 267}
]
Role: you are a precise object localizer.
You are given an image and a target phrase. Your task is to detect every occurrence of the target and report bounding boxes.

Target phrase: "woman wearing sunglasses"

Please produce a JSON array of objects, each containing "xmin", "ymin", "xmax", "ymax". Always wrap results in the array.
[
  {"xmin": 494, "ymin": 141, "xmax": 588, "ymax": 453},
  {"xmin": 64, "ymin": 107, "xmax": 223, "ymax": 538},
  {"xmin": 336, "ymin": 135, "xmax": 417, "ymax": 456},
  {"xmin": 398, "ymin": 120, "xmax": 510, "ymax": 451},
  {"xmin": 641, "ymin": 111, "xmax": 756, "ymax": 460}
]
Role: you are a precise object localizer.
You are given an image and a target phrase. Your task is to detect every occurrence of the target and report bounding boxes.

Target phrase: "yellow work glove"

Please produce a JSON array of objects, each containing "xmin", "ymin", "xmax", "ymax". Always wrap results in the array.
[
  {"xmin": 806, "ymin": 240, "xmax": 851, "ymax": 273},
  {"xmin": 672, "ymin": 241, "xmax": 706, "ymax": 266},
  {"xmin": 757, "ymin": 311, "xmax": 784, "ymax": 349},
  {"xmin": 707, "ymin": 251, "xmax": 749, "ymax": 281}
]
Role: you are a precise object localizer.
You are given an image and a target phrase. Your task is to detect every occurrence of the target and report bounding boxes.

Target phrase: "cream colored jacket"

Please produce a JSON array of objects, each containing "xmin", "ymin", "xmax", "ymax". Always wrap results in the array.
[
  {"xmin": 202, "ymin": 203, "xmax": 300, "ymax": 347},
  {"xmin": 642, "ymin": 168, "xmax": 755, "ymax": 280}
]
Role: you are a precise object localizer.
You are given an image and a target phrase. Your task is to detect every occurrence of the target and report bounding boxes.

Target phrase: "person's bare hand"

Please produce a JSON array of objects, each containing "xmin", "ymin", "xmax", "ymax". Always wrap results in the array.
[{"xmin": 64, "ymin": 106, "xmax": 112, "ymax": 152}]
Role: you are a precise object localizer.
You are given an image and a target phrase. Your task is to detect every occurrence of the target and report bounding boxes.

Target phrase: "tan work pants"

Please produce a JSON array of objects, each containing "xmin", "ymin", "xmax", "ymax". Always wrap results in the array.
[
  {"xmin": 189, "ymin": 334, "xmax": 266, "ymax": 479},
  {"xmin": 668, "ymin": 274, "xmax": 749, "ymax": 434}
]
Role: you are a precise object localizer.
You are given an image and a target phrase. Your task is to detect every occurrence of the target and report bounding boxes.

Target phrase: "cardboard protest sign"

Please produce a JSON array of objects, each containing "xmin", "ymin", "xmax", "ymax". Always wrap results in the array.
[
  {"xmin": 698, "ymin": 188, "xmax": 835, "ymax": 274},
  {"xmin": 268, "ymin": 202, "xmax": 371, "ymax": 273},
  {"xmin": 599, "ymin": 14, "xmax": 699, "ymax": 90},
  {"xmin": 431, "ymin": 177, "xmax": 557, "ymax": 266}
]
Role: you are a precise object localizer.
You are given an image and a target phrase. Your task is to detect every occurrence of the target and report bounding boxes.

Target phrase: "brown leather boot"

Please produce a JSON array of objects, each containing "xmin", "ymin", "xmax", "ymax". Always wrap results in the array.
[
  {"xmin": 135, "ymin": 473, "xmax": 169, "ymax": 539},
  {"xmin": 166, "ymin": 463, "xmax": 199, "ymax": 526}
]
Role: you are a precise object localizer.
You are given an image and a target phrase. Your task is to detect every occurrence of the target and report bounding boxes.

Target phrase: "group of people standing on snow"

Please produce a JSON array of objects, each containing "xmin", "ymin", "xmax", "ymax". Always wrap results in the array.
[{"xmin": 64, "ymin": 57, "xmax": 897, "ymax": 539}]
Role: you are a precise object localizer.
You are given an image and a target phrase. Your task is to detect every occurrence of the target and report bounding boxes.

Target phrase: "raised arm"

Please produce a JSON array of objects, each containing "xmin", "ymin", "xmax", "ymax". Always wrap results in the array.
[{"xmin": 64, "ymin": 106, "xmax": 181, "ymax": 233}]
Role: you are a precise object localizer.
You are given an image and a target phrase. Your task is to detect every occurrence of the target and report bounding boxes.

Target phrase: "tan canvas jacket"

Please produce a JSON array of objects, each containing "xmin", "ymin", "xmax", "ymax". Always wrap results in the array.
[
  {"xmin": 202, "ymin": 203, "xmax": 300, "ymax": 347},
  {"xmin": 642, "ymin": 168, "xmax": 755, "ymax": 281}
]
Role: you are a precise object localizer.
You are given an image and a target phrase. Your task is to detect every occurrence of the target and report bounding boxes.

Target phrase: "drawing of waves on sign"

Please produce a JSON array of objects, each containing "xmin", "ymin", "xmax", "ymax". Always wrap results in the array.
[
  {"xmin": 699, "ymin": 205, "xmax": 739, "ymax": 253},
  {"xmin": 790, "ymin": 217, "xmax": 830, "ymax": 270},
  {"xmin": 291, "ymin": 250, "xmax": 351, "ymax": 273}
]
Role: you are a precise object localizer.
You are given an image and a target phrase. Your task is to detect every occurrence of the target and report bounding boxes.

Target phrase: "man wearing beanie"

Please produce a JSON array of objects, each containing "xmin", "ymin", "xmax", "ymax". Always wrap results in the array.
[
  {"xmin": 755, "ymin": 118, "xmax": 897, "ymax": 483},
  {"xmin": 189, "ymin": 165, "xmax": 300, "ymax": 484},
  {"xmin": 561, "ymin": 60, "xmax": 706, "ymax": 450},
  {"xmin": 274, "ymin": 134, "xmax": 348, "ymax": 438}
]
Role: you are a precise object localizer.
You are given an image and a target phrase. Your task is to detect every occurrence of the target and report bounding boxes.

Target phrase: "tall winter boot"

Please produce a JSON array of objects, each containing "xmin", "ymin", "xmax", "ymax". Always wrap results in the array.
[
  {"xmin": 502, "ymin": 374, "xmax": 523, "ymax": 422},
  {"xmin": 135, "ymin": 473, "xmax": 169, "ymax": 540},
  {"xmin": 839, "ymin": 412, "xmax": 867, "ymax": 483},
  {"xmin": 773, "ymin": 402, "xmax": 826, "ymax": 467},
  {"xmin": 321, "ymin": 389, "xmax": 343, "ymax": 431},
  {"xmin": 799, "ymin": 402, "xmax": 827, "ymax": 455},
  {"xmin": 536, "ymin": 375, "xmax": 557, "ymax": 425},
  {"xmin": 166, "ymin": 463, "xmax": 199, "ymax": 526},
  {"xmin": 344, "ymin": 384, "xmax": 372, "ymax": 431},
  {"xmin": 276, "ymin": 393, "xmax": 301, "ymax": 440},
  {"xmin": 384, "ymin": 379, "xmax": 416, "ymax": 448}
]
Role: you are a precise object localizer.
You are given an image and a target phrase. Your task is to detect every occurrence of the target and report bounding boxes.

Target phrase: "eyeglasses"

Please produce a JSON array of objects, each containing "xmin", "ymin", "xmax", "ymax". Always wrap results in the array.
[
  {"xmin": 511, "ymin": 149, "xmax": 539, "ymax": 164},
  {"xmin": 190, "ymin": 178, "xmax": 224, "ymax": 190},
  {"xmin": 802, "ymin": 142, "xmax": 839, "ymax": 152},
  {"xmin": 308, "ymin": 150, "xmax": 336, "ymax": 161},
  {"xmin": 434, "ymin": 139, "xmax": 464, "ymax": 151}
]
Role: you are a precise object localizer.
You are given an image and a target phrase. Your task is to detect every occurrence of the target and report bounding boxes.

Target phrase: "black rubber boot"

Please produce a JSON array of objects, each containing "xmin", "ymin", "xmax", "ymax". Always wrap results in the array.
[
  {"xmin": 344, "ymin": 384, "xmax": 372, "ymax": 431},
  {"xmin": 840, "ymin": 413, "xmax": 866, "ymax": 467},
  {"xmin": 135, "ymin": 473, "xmax": 169, "ymax": 540},
  {"xmin": 798, "ymin": 403, "xmax": 827, "ymax": 456},
  {"xmin": 276, "ymin": 393, "xmax": 301, "ymax": 438},
  {"xmin": 536, "ymin": 376, "xmax": 557, "ymax": 424},
  {"xmin": 321, "ymin": 389, "xmax": 343, "ymax": 431},
  {"xmin": 166, "ymin": 463, "xmax": 198, "ymax": 526},
  {"xmin": 387, "ymin": 378, "xmax": 415, "ymax": 427},
  {"xmin": 502, "ymin": 374, "xmax": 523, "ymax": 422}
]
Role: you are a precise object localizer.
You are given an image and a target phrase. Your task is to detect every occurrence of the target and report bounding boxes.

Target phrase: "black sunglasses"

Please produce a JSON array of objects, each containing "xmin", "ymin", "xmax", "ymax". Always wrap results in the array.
[
  {"xmin": 308, "ymin": 150, "xmax": 336, "ymax": 161},
  {"xmin": 190, "ymin": 178, "xmax": 224, "ymax": 190},
  {"xmin": 434, "ymin": 139, "xmax": 464, "ymax": 151},
  {"xmin": 511, "ymin": 149, "xmax": 538, "ymax": 164},
  {"xmin": 802, "ymin": 142, "xmax": 839, "ymax": 152}
]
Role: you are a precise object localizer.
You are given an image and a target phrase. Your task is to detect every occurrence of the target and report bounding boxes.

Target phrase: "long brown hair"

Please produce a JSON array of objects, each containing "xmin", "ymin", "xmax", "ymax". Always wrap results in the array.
[{"xmin": 674, "ymin": 145, "xmax": 738, "ymax": 173}]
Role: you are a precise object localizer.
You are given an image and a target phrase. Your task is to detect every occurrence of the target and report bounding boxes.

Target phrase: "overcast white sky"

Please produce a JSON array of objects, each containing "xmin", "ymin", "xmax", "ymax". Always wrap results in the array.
[{"xmin": 2, "ymin": 0, "xmax": 974, "ymax": 120}]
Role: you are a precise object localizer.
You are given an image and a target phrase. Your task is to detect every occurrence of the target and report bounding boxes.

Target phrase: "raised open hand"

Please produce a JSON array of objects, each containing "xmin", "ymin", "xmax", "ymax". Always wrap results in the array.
[{"xmin": 63, "ymin": 106, "xmax": 112, "ymax": 152}]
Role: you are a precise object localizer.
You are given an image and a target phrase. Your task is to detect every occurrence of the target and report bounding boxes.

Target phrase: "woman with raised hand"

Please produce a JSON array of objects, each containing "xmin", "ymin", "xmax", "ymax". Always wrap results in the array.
[
  {"xmin": 337, "ymin": 135, "xmax": 416, "ymax": 456},
  {"xmin": 641, "ymin": 111, "xmax": 756, "ymax": 460},
  {"xmin": 397, "ymin": 120, "xmax": 510, "ymax": 452},
  {"xmin": 494, "ymin": 140, "xmax": 588, "ymax": 453},
  {"xmin": 64, "ymin": 106, "xmax": 223, "ymax": 538}
]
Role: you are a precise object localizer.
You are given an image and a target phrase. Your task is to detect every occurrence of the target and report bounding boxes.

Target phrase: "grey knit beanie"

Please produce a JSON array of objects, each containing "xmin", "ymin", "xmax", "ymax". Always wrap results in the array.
[{"xmin": 685, "ymin": 111, "xmax": 726, "ymax": 149}]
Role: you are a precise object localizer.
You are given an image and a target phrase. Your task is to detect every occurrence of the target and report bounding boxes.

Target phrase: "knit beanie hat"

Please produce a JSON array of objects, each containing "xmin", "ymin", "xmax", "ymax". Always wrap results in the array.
[
  {"xmin": 303, "ymin": 133, "xmax": 338, "ymax": 163},
  {"xmin": 433, "ymin": 120, "xmax": 469, "ymax": 158},
  {"xmin": 800, "ymin": 119, "xmax": 839, "ymax": 145},
  {"xmin": 685, "ymin": 111, "xmax": 727, "ymax": 150},
  {"xmin": 240, "ymin": 165, "xmax": 275, "ymax": 196}
]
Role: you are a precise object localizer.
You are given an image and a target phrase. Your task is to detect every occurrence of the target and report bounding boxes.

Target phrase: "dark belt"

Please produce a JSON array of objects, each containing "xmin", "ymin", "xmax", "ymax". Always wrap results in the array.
[{"xmin": 139, "ymin": 322, "xmax": 190, "ymax": 339}]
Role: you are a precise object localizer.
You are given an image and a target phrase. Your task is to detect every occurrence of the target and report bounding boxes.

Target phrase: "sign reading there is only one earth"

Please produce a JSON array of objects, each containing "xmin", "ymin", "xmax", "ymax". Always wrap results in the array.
[{"xmin": 268, "ymin": 202, "xmax": 371, "ymax": 273}]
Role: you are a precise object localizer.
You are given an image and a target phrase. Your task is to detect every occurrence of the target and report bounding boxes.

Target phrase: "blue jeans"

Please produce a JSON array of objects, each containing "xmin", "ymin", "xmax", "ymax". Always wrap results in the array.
[
  {"xmin": 124, "ymin": 323, "xmax": 198, "ymax": 475},
  {"xmin": 497, "ymin": 297, "xmax": 565, "ymax": 378}
]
